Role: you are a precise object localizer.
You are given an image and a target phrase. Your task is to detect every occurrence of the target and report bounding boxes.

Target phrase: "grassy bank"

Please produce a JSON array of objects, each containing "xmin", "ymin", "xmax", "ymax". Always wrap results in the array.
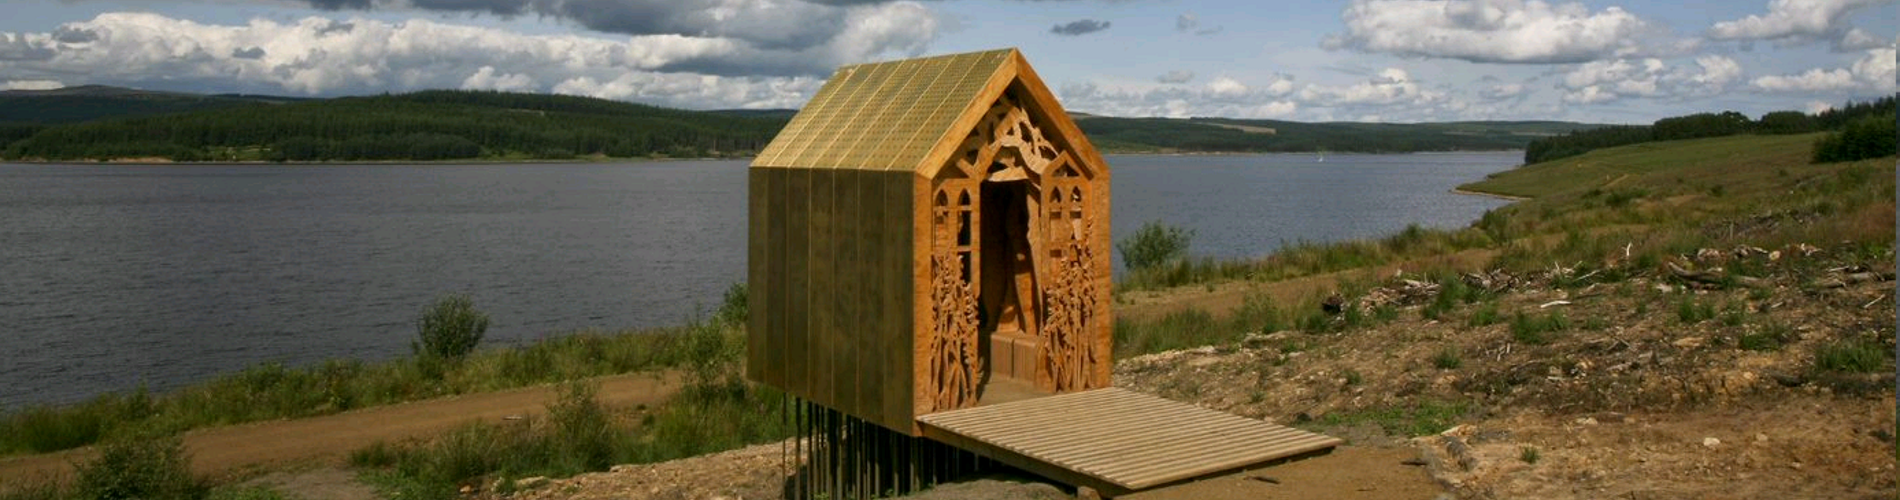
[
  {"xmin": 1113, "ymin": 132, "xmax": 1894, "ymax": 364},
  {"xmin": 348, "ymin": 317, "xmax": 793, "ymax": 500},
  {"xmin": 0, "ymin": 287, "xmax": 750, "ymax": 457}
]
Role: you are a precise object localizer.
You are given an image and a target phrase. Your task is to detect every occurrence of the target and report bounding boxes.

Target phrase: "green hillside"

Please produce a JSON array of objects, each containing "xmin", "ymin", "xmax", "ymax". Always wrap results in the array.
[
  {"xmin": 3, "ymin": 90, "xmax": 788, "ymax": 161},
  {"xmin": 0, "ymin": 85, "xmax": 297, "ymax": 124}
]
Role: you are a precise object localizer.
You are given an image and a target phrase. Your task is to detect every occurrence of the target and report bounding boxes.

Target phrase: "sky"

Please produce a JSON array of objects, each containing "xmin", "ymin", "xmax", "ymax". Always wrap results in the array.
[{"xmin": 0, "ymin": 0, "xmax": 1894, "ymax": 123}]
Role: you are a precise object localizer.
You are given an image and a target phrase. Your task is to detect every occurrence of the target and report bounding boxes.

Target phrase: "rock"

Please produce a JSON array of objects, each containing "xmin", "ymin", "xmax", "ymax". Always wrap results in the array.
[
  {"xmin": 1672, "ymin": 337, "xmax": 1707, "ymax": 349},
  {"xmin": 1703, "ymin": 437, "xmax": 1722, "ymax": 448},
  {"xmin": 1755, "ymin": 433, "xmax": 1768, "ymax": 443},
  {"xmin": 1575, "ymin": 417, "xmax": 1599, "ymax": 426}
]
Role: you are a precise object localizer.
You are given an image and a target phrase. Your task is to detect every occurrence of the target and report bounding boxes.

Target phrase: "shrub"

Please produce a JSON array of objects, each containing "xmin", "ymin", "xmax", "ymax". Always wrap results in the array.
[
  {"xmin": 1510, "ymin": 311, "xmax": 1567, "ymax": 345},
  {"xmin": 713, "ymin": 282, "xmax": 747, "ymax": 327},
  {"xmin": 74, "ymin": 431, "xmax": 204, "ymax": 500},
  {"xmin": 1117, "ymin": 220, "xmax": 1193, "ymax": 270},
  {"xmin": 546, "ymin": 382, "xmax": 613, "ymax": 472},
  {"xmin": 1675, "ymin": 297, "xmax": 1715, "ymax": 324},
  {"xmin": 1433, "ymin": 347, "xmax": 1463, "ymax": 370},
  {"xmin": 1467, "ymin": 303, "xmax": 1503, "ymax": 327},
  {"xmin": 1814, "ymin": 340, "xmax": 1889, "ymax": 373},
  {"xmin": 414, "ymin": 294, "xmax": 490, "ymax": 361}
]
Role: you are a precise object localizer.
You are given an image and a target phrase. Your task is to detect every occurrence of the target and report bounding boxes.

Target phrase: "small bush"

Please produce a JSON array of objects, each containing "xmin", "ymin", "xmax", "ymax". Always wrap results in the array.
[
  {"xmin": 1117, "ymin": 220, "xmax": 1193, "ymax": 270},
  {"xmin": 1433, "ymin": 347, "xmax": 1463, "ymax": 370},
  {"xmin": 713, "ymin": 282, "xmax": 747, "ymax": 327},
  {"xmin": 1466, "ymin": 303, "xmax": 1503, "ymax": 327},
  {"xmin": 1738, "ymin": 323, "xmax": 1791, "ymax": 352},
  {"xmin": 414, "ymin": 294, "xmax": 490, "ymax": 361},
  {"xmin": 1814, "ymin": 340, "xmax": 1889, "ymax": 373},
  {"xmin": 1520, "ymin": 446, "xmax": 1541, "ymax": 464},
  {"xmin": 546, "ymin": 382, "xmax": 613, "ymax": 472},
  {"xmin": 1675, "ymin": 297, "xmax": 1716, "ymax": 324},
  {"xmin": 74, "ymin": 431, "xmax": 205, "ymax": 500},
  {"xmin": 1342, "ymin": 370, "xmax": 1364, "ymax": 386},
  {"xmin": 1510, "ymin": 311, "xmax": 1567, "ymax": 345}
]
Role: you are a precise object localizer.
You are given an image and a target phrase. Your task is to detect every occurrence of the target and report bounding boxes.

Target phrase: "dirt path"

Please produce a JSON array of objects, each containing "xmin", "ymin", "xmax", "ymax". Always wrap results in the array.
[
  {"xmin": 0, "ymin": 371, "xmax": 682, "ymax": 485},
  {"xmin": 512, "ymin": 440, "xmax": 1445, "ymax": 500}
]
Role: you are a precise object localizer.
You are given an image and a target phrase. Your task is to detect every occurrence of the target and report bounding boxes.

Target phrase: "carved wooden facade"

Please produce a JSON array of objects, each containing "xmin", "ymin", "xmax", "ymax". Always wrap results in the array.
[{"xmin": 749, "ymin": 48, "xmax": 1112, "ymax": 435}]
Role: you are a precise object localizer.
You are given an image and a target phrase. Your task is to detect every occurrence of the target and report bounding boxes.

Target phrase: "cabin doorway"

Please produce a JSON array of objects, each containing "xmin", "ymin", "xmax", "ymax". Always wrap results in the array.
[{"xmin": 974, "ymin": 170, "xmax": 1047, "ymax": 404}]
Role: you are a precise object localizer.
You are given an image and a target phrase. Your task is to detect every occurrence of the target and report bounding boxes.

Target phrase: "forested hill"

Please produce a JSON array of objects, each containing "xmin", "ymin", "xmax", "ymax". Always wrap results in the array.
[
  {"xmin": 2, "ymin": 89, "xmax": 789, "ymax": 161},
  {"xmin": 1, "ymin": 86, "xmax": 1606, "ymax": 162}
]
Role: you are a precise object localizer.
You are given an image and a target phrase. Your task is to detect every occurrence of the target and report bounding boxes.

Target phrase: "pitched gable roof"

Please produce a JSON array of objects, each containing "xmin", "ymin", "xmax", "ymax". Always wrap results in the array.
[{"xmin": 751, "ymin": 48, "xmax": 1104, "ymax": 176}]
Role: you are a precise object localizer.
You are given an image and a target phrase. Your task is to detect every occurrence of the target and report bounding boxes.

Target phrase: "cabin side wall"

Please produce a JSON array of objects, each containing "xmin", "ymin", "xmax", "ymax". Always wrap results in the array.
[{"xmin": 748, "ymin": 167, "xmax": 916, "ymax": 434}]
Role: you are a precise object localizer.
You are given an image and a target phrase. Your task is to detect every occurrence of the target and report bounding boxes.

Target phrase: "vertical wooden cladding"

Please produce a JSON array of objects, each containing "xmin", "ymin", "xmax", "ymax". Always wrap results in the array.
[{"xmin": 747, "ymin": 167, "xmax": 915, "ymax": 433}]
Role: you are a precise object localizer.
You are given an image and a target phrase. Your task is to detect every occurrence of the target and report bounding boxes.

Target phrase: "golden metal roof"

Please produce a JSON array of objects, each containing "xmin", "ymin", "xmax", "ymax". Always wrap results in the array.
[{"xmin": 752, "ymin": 49, "xmax": 1015, "ymax": 171}]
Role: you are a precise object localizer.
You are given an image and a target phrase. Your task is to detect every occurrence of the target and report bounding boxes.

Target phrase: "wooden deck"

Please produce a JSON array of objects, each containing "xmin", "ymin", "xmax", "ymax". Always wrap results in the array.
[{"xmin": 916, "ymin": 388, "xmax": 1342, "ymax": 497}]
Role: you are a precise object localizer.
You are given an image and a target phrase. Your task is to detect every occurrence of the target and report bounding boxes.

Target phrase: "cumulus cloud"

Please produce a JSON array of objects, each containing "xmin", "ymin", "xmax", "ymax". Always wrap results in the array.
[
  {"xmin": 1050, "ymin": 19, "xmax": 1111, "ymax": 36},
  {"xmin": 1324, "ymin": 0, "xmax": 1663, "ymax": 64},
  {"xmin": 0, "ymin": 12, "xmax": 856, "ymax": 109},
  {"xmin": 1175, "ymin": 12, "xmax": 1222, "ymax": 35},
  {"xmin": 1053, "ymin": 69, "xmax": 1504, "ymax": 122},
  {"xmin": 1707, "ymin": 0, "xmax": 1896, "ymax": 48},
  {"xmin": 1479, "ymin": 82, "xmax": 1527, "ymax": 100},
  {"xmin": 1156, "ymin": 70, "xmax": 1194, "ymax": 84},
  {"xmin": 1558, "ymin": 55, "xmax": 1742, "ymax": 104},
  {"xmin": 230, "ymin": 0, "xmax": 939, "ymax": 54},
  {"xmin": 1751, "ymin": 47, "xmax": 1897, "ymax": 93},
  {"xmin": 460, "ymin": 66, "xmax": 535, "ymax": 92},
  {"xmin": 1, "ymin": 80, "xmax": 64, "ymax": 91}
]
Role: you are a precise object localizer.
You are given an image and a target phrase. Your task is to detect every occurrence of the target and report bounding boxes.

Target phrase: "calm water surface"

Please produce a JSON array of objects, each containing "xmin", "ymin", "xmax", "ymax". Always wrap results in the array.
[{"xmin": 0, "ymin": 152, "xmax": 1517, "ymax": 407}]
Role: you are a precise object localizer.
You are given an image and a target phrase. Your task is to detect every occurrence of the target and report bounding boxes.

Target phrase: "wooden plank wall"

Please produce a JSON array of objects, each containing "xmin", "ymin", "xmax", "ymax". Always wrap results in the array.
[{"xmin": 748, "ymin": 167, "xmax": 916, "ymax": 434}]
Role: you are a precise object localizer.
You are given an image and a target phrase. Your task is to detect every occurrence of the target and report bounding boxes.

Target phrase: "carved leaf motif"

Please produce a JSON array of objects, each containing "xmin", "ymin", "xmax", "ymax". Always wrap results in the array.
[
  {"xmin": 927, "ymin": 253, "xmax": 981, "ymax": 412},
  {"xmin": 1039, "ymin": 224, "xmax": 1100, "ymax": 392}
]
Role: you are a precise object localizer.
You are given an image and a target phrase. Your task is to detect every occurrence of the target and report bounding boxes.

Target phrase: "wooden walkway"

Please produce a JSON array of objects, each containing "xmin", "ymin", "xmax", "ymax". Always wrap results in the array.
[{"xmin": 917, "ymin": 387, "xmax": 1342, "ymax": 497}]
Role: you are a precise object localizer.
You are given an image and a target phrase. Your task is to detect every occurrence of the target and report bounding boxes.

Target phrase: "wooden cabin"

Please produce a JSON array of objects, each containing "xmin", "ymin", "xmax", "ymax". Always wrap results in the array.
[{"xmin": 746, "ymin": 48, "xmax": 1113, "ymax": 435}]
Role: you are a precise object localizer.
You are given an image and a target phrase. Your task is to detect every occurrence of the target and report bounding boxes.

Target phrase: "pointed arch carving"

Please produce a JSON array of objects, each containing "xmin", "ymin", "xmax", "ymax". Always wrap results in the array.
[{"xmin": 924, "ymin": 86, "xmax": 1105, "ymax": 410}]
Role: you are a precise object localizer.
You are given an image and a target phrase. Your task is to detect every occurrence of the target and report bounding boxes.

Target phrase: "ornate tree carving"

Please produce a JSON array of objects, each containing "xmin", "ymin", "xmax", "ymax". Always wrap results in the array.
[
  {"xmin": 1038, "ymin": 221, "xmax": 1101, "ymax": 392},
  {"xmin": 926, "ymin": 252, "xmax": 982, "ymax": 412}
]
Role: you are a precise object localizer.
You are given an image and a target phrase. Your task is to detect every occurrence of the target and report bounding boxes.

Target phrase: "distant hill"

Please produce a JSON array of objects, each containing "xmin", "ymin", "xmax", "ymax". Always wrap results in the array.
[
  {"xmin": 1071, "ymin": 116, "xmax": 1607, "ymax": 154},
  {"xmin": 1, "ymin": 85, "xmax": 1610, "ymax": 162},
  {"xmin": 0, "ymin": 85, "xmax": 304, "ymax": 125},
  {"xmin": 3, "ymin": 89, "xmax": 789, "ymax": 161}
]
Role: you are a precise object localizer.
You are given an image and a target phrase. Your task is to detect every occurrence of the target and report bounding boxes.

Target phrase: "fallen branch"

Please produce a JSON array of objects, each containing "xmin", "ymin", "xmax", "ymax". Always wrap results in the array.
[
  {"xmin": 1539, "ymin": 300, "xmax": 1572, "ymax": 309},
  {"xmin": 1667, "ymin": 262, "xmax": 1768, "ymax": 289}
]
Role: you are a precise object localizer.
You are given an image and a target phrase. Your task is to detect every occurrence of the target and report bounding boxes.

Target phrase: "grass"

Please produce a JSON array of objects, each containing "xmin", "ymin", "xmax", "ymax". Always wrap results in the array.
[
  {"xmin": 1738, "ymin": 322, "xmax": 1793, "ymax": 351},
  {"xmin": 1119, "ymin": 223, "xmax": 1493, "ymax": 291},
  {"xmin": 1510, "ymin": 311, "xmax": 1569, "ymax": 345},
  {"xmin": 1433, "ymin": 347, "xmax": 1463, "ymax": 370},
  {"xmin": 1813, "ymin": 340, "xmax": 1890, "ymax": 373},
  {"xmin": 351, "ymin": 317, "xmax": 794, "ymax": 500},
  {"xmin": 1314, "ymin": 400, "xmax": 1469, "ymax": 438},
  {"xmin": 1519, "ymin": 446, "xmax": 1541, "ymax": 464},
  {"xmin": 1, "ymin": 286, "xmax": 754, "ymax": 457},
  {"xmin": 1677, "ymin": 297, "xmax": 1717, "ymax": 325}
]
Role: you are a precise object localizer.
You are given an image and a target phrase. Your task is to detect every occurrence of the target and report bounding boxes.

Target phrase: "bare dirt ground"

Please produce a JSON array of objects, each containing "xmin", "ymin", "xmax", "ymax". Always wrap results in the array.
[
  {"xmin": 508, "ymin": 440, "xmax": 1445, "ymax": 500},
  {"xmin": 0, "ymin": 371, "xmax": 681, "ymax": 487}
]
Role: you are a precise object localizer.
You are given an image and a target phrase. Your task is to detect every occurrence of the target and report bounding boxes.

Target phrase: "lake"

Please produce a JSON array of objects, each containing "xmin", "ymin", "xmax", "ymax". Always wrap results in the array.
[{"xmin": 0, "ymin": 152, "xmax": 1518, "ymax": 407}]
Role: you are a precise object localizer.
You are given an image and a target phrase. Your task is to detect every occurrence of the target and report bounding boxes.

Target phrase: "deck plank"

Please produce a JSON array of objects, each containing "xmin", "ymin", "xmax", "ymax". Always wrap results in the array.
[{"xmin": 917, "ymin": 387, "xmax": 1341, "ymax": 495}]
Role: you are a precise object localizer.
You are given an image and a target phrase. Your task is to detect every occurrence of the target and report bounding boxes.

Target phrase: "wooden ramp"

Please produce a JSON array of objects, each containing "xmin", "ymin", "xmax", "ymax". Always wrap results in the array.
[{"xmin": 917, "ymin": 387, "xmax": 1342, "ymax": 497}]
